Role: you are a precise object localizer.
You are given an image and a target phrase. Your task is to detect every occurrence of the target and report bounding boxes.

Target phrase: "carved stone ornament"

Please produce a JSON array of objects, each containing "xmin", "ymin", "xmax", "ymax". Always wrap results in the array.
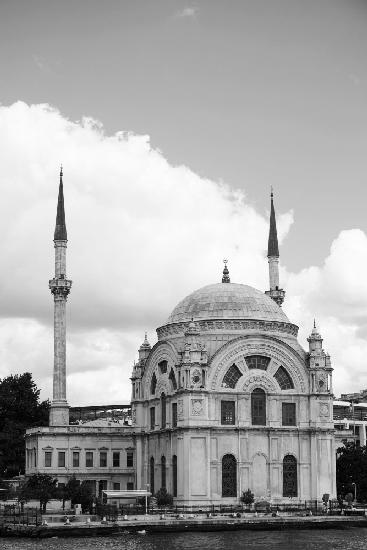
[
  {"xmin": 157, "ymin": 319, "xmax": 299, "ymax": 340},
  {"xmin": 210, "ymin": 338, "xmax": 306, "ymax": 392},
  {"xmin": 131, "ymin": 407, "xmax": 137, "ymax": 425},
  {"xmin": 319, "ymin": 402, "xmax": 330, "ymax": 418},
  {"xmin": 191, "ymin": 368, "xmax": 202, "ymax": 387},
  {"xmin": 177, "ymin": 399, "xmax": 184, "ymax": 419},
  {"xmin": 242, "ymin": 374, "xmax": 277, "ymax": 393},
  {"xmin": 191, "ymin": 399, "xmax": 204, "ymax": 416}
]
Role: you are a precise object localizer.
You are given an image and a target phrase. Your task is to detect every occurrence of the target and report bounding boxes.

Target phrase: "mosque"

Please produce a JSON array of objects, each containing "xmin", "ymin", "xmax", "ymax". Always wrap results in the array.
[{"xmin": 25, "ymin": 171, "xmax": 336, "ymax": 504}]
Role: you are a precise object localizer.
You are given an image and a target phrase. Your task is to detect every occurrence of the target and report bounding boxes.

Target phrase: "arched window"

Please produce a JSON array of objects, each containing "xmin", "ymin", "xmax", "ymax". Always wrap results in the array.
[
  {"xmin": 172, "ymin": 455, "xmax": 177, "ymax": 497},
  {"xmin": 161, "ymin": 393, "xmax": 166, "ymax": 428},
  {"xmin": 222, "ymin": 454, "xmax": 237, "ymax": 497},
  {"xmin": 274, "ymin": 366, "xmax": 294, "ymax": 390},
  {"xmin": 283, "ymin": 455, "xmax": 297, "ymax": 497},
  {"xmin": 245, "ymin": 355, "xmax": 271, "ymax": 370},
  {"xmin": 222, "ymin": 364, "xmax": 242, "ymax": 389},
  {"xmin": 169, "ymin": 368, "xmax": 177, "ymax": 390},
  {"xmin": 161, "ymin": 456, "xmax": 166, "ymax": 490},
  {"xmin": 251, "ymin": 388, "xmax": 266, "ymax": 425},
  {"xmin": 158, "ymin": 360, "xmax": 167, "ymax": 374},
  {"xmin": 150, "ymin": 373, "xmax": 157, "ymax": 395},
  {"xmin": 150, "ymin": 456, "xmax": 155, "ymax": 495}
]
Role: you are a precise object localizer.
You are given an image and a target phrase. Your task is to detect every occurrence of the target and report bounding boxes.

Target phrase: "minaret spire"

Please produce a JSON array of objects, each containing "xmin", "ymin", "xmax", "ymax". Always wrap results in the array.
[
  {"xmin": 49, "ymin": 167, "xmax": 72, "ymax": 426},
  {"xmin": 54, "ymin": 166, "xmax": 67, "ymax": 241},
  {"xmin": 268, "ymin": 188, "xmax": 279, "ymax": 257},
  {"xmin": 265, "ymin": 190, "xmax": 285, "ymax": 306}
]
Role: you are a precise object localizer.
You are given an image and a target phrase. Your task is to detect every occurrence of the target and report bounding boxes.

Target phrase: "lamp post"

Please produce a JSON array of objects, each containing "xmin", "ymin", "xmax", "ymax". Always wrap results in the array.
[{"xmin": 145, "ymin": 483, "xmax": 150, "ymax": 515}]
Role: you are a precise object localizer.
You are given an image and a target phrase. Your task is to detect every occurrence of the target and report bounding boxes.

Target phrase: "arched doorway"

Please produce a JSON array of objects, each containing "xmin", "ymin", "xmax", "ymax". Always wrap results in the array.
[
  {"xmin": 222, "ymin": 454, "xmax": 237, "ymax": 497},
  {"xmin": 283, "ymin": 455, "xmax": 297, "ymax": 497}
]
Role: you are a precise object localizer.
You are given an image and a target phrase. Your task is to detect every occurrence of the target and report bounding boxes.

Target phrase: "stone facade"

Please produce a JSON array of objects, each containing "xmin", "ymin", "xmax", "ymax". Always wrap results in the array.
[
  {"xmin": 25, "ymin": 186, "xmax": 336, "ymax": 505},
  {"xmin": 131, "ymin": 285, "xmax": 336, "ymax": 504}
]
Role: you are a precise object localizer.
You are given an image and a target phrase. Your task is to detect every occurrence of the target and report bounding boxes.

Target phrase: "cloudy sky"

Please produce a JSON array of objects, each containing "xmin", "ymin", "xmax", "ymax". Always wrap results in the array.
[{"xmin": 0, "ymin": 0, "xmax": 367, "ymax": 404}]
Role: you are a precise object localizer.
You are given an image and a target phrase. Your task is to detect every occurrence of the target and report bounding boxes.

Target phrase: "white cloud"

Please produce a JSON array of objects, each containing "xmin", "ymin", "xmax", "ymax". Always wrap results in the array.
[{"xmin": 0, "ymin": 101, "xmax": 365, "ymax": 404}]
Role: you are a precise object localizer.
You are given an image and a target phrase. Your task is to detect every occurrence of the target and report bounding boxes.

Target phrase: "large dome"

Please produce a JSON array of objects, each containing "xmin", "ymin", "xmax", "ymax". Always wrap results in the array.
[{"xmin": 166, "ymin": 283, "xmax": 289, "ymax": 325}]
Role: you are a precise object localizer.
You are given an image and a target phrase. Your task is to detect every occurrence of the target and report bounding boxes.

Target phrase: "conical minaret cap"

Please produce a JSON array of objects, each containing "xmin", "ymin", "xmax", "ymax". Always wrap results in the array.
[
  {"xmin": 54, "ymin": 166, "xmax": 67, "ymax": 241},
  {"xmin": 267, "ymin": 190, "xmax": 279, "ymax": 257}
]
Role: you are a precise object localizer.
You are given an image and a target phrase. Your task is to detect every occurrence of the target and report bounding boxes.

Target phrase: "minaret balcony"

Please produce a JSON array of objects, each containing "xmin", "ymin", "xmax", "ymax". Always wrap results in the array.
[
  {"xmin": 265, "ymin": 288, "xmax": 285, "ymax": 307},
  {"xmin": 49, "ymin": 277, "xmax": 72, "ymax": 297}
]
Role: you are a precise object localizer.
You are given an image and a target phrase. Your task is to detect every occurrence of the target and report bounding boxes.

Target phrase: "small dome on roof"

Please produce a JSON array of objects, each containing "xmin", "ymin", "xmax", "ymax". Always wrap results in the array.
[{"xmin": 166, "ymin": 283, "xmax": 289, "ymax": 325}]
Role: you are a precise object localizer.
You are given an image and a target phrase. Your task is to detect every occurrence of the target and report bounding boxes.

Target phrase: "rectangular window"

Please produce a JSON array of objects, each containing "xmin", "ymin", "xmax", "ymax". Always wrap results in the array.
[
  {"xmin": 127, "ymin": 451, "xmax": 134, "ymax": 468},
  {"xmin": 72, "ymin": 452, "xmax": 80, "ymax": 468},
  {"xmin": 44, "ymin": 451, "xmax": 52, "ymax": 467},
  {"xmin": 86, "ymin": 451, "xmax": 93, "ymax": 468},
  {"xmin": 58, "ymin": 451, "xmax": 65, "ymax": 468},
  {"xmin": 221, "ymin": 401, "xmax": 235, "ymax": 425},
  {"xmin": 150, "ymin": 407, "xmax": 155, "ymax": 430},
  {"xmin": 100, "ymin": 451, "xmax": 107, "ymax": 467},
  {"xmin": 113, "ymin": 452, "xmax": 120, "ymax": 467},
  {"xmin": 172, "ymin": 402, "xmax": 177, "ymax": 428},
  {"xmin": 113, "ymin": 482, "xmax": 120, "ymax": 490},
  {"xmin": 282, "ymin": 403, "xmax": 296, "ymax": 426},
  {"xmin": 127, "ymin": 482, "xmax": 134, "ymax": 490}
]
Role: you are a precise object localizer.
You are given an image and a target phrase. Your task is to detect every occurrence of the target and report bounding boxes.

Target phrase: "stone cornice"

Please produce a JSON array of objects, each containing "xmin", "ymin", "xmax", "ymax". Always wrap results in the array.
[{"xmin": 157, "ymin": 319, "xmax": 299, "ymax": 340}]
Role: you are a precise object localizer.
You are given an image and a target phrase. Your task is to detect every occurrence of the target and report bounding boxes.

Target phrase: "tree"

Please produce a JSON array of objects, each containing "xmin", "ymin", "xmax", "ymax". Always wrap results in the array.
[
  {"xmin": 154, "ymin": 488, "xmax": 173, "ymax": 506},
  {"xmin": 241, "ymin": 488, "xmax": 255, "ymax": 509},
  {"xmin": 0, "ymin": 373, "xmax": 49, "ymax": 477},
  {"xmin": 336, "ymin": 442, "xmax": 367, "ymax": 502},
  {"xmin": 19, "ymin": 473, "xmax": 57, "ymax": 512}
]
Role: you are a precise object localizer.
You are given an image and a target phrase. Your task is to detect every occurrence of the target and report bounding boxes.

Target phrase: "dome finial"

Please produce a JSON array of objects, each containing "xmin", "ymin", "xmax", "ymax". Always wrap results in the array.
[{"xmin": 222, "ymin": 259, "xmax": 230, "ymax": 283}]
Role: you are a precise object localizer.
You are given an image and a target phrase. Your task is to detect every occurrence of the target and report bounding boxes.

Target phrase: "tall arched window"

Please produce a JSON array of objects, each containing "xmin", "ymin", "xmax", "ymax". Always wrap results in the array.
[
  {"xmin": 283, "ymin": 455, "xmax": 297, "ymax": 497},
  {"xmin": 161, "ymin": 393, "xmax": 166, "ymax": 428},
  {"xmin": 172, "ymin": 455, "xmax": 177, "ymax": 497},
  {"xmin": 161, "ymin": 456, "xmax": 166, "ymax": 490},
  {"xmin": 150, "ymin": 456, "xmax": 155, "ymax": 495},
  {"xmin": 251, "ymin": 388, "xmax": 266, "ymax": 425},
  {"xmin": 150, "ymin": 373, "xmax": 157, "ymax": 395},
  {"xmin": 222, "ymin": 454, "xmax": 237, "ymax": 497}
]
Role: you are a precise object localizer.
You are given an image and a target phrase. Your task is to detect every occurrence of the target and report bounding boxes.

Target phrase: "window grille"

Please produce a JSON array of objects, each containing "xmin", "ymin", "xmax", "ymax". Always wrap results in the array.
[
  {"xmin": 159, "ymin": 360, "xmax": 168, "ymax": 374},
  {"xmin": 282, "ymin": 403, "xmax": 296, "ymax": 426},
  {"xmin": 172, "ymin": 402, "xmax": 178, "ymax": 427},
  {"xmin": 251, "ymin": 388, "xmax": 266, "ymax": 425},
  {"xmin": 274, "ymin": 366, "xmax": 294, "ymax": 390},
  {"xmin": 169, "ymin": 368, "xmax": 177, "ymax": 390},
  {"xmin": 150, "ymin": 407, "xmax": 155, "ymax": 430},
  {"xmin": 58, "ymin": 451, "xmax": 65, "ymax": 468},
  {"xmin": 222, "ymin": 364, "xmax": 242, "ymax": 388},
  {"xmin": 221, "ymin": 401, "xmax": 235, "ymax": 425},
  {"xmin": 161, "ymin": 456, "xmax": 166, "ymax": 489},
  {"xmin": 150, "ymin": 456, "xmax": 155, "ymax": 494},
  {"xmin": 161, "ymin": 393, "xmax": 167, "ymax": 428},
  {"xmin": 44, "ymin": 452, "xmax": 52, "ymax": 467},
  {"xmin": 150, "ymin": 373, "xmax": 157, "ymax": 395},
  {"xmin": 283, "ymin": 455, "xmax": 297, "ymax": 497},
  {"xmin": 172, "ymin": 455, "xmax": 177, "ymax": 497},
  {"xmin": 222, "ymin": 454, "xmax": 237, "ymax": 497},
  {"xmin": 245, "ymin": 355, "xmax": 271, "ymax": 370}
]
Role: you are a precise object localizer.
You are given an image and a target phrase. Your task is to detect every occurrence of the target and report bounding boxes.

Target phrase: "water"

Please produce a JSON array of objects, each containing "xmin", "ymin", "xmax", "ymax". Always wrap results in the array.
[{"xmin": 1, "ymin": 529, "xmax": 367, "ymax": 550}]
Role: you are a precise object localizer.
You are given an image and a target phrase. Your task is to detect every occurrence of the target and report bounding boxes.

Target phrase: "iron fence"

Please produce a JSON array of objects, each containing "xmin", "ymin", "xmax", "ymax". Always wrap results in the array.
[
  {"xmin": 96, "ymin": 500, "xmax": 344, "ymax": 519},
  {"xmin": 0, "ymin": 503, "xmax": 42, "ymax": 526}
]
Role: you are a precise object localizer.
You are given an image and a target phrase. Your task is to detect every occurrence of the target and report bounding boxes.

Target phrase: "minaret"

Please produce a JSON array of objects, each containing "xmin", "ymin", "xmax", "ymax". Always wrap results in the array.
[
  {"xmin": 48, "ymin": 167, "xmax": 72, "ymax": 426},
  {"xmin": 265, "ymin": 190, "xmax": 285, "ymax": 306}
]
